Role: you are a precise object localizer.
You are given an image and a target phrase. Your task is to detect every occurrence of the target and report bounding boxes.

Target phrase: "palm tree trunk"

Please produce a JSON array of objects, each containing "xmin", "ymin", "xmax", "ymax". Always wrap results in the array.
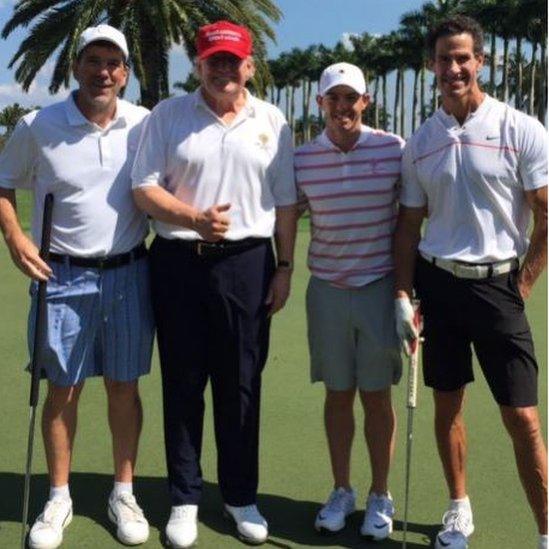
[
  {"xmin": 304, "ymin": 79, "xmax": 312, "ymax": 141},
  {"xmin": 420, "ymin": 63, "xmax": 426, "ymax": 123},
  {"xmin": 373, "ymin": 76, "xmax": 380, "ymax": 129},
  {"xmin": 285, "ymin": 86, "xmax": 290, "ymax": 121},
  {"xmin": 515, "ymin": 37, "xmax": 523, "ymax": 110},
  {"xmin": 431, "ymin": 73, "xmax": 438, "ymax": 113},
  {"xmin": 382, "ymin": 73, "xmax": 388, "ymax": 131},
  {"xmin": 393, "ymin": 69, "xmax": 400, "ymax": 134},
  {"xmin": 412, "ymin": 69, "xmax": 419, "ymax": 133},
  {"xmin": 400, "ymin": 68, "xmax": 405, "ymax": 137},
  {"xmin": 538, "ymin": 37, "xmax": 547, "ymax": 124},
  {"xmin": 276, "ymin": 87, "xmax": 281, "ymax": 106},
  {"xmin": 529, "ymin": 41, "xmax": 537, "ymax": 116},
  {"xmin": 502, "ymin": 37, "xmax": 510, "ymax": 103},
  {"xmin": 489, "ymin": 31, "xmax": 497, "ymax": 96},
  {"xmin": 138, "ymin": 22, "xmax": 163, "ymax": 109},
  {"xmin": 290, "ymin": 86, "xmax": 296, "ymax": 144}
]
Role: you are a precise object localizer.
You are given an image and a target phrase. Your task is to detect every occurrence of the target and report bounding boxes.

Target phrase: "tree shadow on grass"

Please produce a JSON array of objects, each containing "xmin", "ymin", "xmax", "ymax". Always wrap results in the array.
[{"xmin": 0, "ymin": 472, "xmax": 438, "ymax": 547}]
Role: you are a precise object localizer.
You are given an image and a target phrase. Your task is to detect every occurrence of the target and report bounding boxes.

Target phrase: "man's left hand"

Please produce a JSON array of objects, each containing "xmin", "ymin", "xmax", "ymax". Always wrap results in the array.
[{"xmin": 265, "ymin": 268, "xmax": 292, "ymax": 317}]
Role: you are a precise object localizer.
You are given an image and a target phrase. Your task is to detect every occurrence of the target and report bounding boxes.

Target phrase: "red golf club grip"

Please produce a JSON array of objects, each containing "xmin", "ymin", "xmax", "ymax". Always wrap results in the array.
[{"xmin": 29, "ymin": 193, "xmax": 54, "ymax": 407}]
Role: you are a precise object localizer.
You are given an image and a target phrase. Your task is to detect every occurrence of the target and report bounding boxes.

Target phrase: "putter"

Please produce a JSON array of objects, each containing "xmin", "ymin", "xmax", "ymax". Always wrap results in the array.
[
  {"xmin": 21, "ymin": 193, "xmax": 54, "ymax": 549},
  {"xmin": 402, "ymin": 299, "xmax": 423, "ymax": 549}
]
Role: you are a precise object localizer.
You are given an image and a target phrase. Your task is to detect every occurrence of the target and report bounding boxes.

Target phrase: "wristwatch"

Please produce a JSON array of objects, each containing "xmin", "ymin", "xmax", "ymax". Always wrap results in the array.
[{"xmin": 277, "ymin": 259, "xmax": 293, "ymax": 270}]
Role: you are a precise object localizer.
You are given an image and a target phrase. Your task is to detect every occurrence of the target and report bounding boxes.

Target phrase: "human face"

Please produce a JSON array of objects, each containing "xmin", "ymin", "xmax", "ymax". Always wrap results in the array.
[
  {"xmin": 317, "ymin": 85, "xmax": 369, "ymax": 134},
  {"xmin": 73, "ymin": 44, "xmax": 128, "ymax": 114},
  {"xmin": 431, "ymin": 32, "xmax": 483, "ymax": 104},
  {"xmin": 197, "ymin": 52, "xmax": 254, "ymax": 100}
]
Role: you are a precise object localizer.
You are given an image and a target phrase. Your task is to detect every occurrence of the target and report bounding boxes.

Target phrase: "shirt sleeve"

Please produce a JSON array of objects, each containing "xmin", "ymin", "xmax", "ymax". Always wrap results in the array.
[
  {"xmin": 0, "ymin": 117, "xmax": 37, "ymax": 190},
  {"xmin": 399, "ymin": 139, "xmax": 427, "ymax": 207},
  {"xmin": 517, "ymin": 115, "xmax": 548, "ymax": 191},
  {"xmin": 131, "ymin": 103, "xmax": 169, "ymax": 189},
  {"xmin": 268, "ymin": 119, "xmax": 297, "ymax": 206}
]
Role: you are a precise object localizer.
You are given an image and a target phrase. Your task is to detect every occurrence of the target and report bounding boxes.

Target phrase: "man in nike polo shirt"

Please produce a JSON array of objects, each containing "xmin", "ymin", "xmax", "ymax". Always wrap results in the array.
[{"xmin": 394, "ymin": 15, "xmax": 547, "ymax": 549}]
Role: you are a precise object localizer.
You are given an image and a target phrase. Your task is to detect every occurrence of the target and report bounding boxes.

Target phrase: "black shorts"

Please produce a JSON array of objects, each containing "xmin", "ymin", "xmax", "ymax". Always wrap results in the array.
[{"xmin": 415, "ymin": 256, "xmax": 538, "ymax": 407}]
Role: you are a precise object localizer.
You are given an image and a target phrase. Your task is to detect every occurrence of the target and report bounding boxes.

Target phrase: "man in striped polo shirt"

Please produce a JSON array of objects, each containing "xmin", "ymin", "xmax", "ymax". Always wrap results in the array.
[
  {"xmin": 394, "ymin": 16, "xmax": 547, "ymax": 549},
  {"xmin": 295, "ymin": 62, "xmax": 404, "ymax": 540}
]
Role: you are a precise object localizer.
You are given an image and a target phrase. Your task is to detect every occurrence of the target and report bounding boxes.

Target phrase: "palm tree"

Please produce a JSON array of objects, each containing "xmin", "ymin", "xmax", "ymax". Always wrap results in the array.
[
  {"xmin": 0, "ymin": 102, "xmax": 37, "ymax": 137},
  {"xmin": 2, "ymin": 0, "xmax": 281, "ymax": 109}
]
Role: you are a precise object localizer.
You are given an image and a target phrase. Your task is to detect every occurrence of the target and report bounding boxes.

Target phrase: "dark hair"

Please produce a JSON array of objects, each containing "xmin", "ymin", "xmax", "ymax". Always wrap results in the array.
[{"xmin": 426, "ymin": 15, "xmax": 484, "ymax": 60}]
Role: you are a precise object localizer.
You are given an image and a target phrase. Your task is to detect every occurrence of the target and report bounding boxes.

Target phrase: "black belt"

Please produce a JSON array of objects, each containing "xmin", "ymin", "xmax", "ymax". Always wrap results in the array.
[
  {"xmin": 49, "ymin": 242, "xmax": 147, "ymax": 269},
  {"xmin": 168, "ymin": 237, "xmax": 270, "ymax": 258}
]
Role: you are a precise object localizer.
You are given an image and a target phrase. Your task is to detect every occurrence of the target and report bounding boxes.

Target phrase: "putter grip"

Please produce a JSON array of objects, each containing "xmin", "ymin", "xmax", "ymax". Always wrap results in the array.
[
  {"xmin": 29, "ymin": 193, "xmax": 54, "ymax": 407},
  {"xmin": 407, "ymin": 348, "xmax": 419, "ymax": 408}
]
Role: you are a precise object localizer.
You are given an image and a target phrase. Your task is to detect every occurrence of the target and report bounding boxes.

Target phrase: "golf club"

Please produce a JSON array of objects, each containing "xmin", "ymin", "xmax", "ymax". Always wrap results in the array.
[
  {"xmin": 402, "ymin": 299, "xmax": 423, "ymax": 549},
  {"xmin": 21, "ymin": 192, "xmax": 54, "ymax": 549}
]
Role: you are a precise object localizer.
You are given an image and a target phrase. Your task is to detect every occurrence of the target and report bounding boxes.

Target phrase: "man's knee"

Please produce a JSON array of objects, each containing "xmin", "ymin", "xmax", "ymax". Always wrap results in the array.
[
  {"xmin": 501, "ymin": 405, "xmax": 542, "ymax": 443},
  {"xmin": 325, "ymin": 388, "xmax": 356, "ymax": 411},
  {"xmin": 359, "ymin": 388, "xmax": 392, "ymax": 415},
  {"xmin": 45, "ymin": 382, "xmax": 84, "ymax": 413},
  {"xmin": 104, "ymin": 378, "xmax": 140, "ymax": 405}
]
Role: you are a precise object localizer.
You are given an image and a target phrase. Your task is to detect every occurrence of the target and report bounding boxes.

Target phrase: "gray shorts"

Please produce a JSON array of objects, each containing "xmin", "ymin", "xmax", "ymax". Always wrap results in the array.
[{"xmin": 306, "ymin": 274, "xmax": 402, "ymax": 391}]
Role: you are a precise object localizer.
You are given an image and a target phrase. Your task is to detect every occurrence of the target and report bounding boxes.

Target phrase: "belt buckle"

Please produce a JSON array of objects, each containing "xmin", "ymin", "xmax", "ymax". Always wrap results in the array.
[{"xmin": 197, "ymin": 242, "xmax": 203, "ymax": 256}]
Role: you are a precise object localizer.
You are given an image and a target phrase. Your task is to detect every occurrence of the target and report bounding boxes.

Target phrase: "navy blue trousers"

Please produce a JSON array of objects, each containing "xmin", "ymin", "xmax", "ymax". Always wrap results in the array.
[{"xmin": 149, "ymin": 235, "xmax": 275, "ymax": 506}]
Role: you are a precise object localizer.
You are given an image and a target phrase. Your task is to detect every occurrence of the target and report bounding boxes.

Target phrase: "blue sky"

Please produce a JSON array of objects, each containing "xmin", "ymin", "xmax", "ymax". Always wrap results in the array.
[{"xmin": 0, "ymin": 0, "xmax": 425, "ymax": 109}]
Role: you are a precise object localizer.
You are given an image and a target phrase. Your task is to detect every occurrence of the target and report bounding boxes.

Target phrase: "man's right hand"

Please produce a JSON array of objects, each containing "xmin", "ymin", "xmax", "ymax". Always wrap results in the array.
[
  {"xmin": 194, "ymin": 203, "xmax": 231, "ymax": 242},
  {"xmin": 6, "ymin": 231, "xmax": 52, "ymax": 281},
  {"xmin": 395, "ymin": 296, "xmax": 418, "ymax": 356}
]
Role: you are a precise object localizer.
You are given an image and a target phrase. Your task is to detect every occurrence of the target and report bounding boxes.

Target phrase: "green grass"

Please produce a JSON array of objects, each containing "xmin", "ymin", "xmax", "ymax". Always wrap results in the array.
[{"xmin": 0, "ymin": 201, "xmax": 546, "ymax": 548}]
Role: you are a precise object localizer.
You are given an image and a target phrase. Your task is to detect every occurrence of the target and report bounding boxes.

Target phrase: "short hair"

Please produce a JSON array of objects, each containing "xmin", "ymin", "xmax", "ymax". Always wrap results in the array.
[{"xmin": 426, "ymin": 15, "xmax": 484, "ymax": 60}]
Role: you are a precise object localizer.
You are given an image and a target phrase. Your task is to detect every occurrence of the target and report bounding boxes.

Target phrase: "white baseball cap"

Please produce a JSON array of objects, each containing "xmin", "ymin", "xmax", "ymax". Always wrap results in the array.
[
  {"xmin": 318, "ymin": 62, "xmax": 367, "ymax": 96},
  {"xmin": 77, "ymin": 24, "xmax": 129, "ymax": 60}
]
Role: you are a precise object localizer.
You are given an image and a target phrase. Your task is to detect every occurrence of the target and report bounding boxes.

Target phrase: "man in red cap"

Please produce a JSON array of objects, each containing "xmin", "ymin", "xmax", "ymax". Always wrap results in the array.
[{"xmin": 132, "ymin": 20, "xmax": 297, "ymax": 548}]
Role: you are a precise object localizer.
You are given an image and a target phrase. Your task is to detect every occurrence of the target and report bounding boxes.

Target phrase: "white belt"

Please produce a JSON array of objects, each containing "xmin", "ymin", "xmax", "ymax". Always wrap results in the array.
[{"xmin": 420, "ymin": 251, "xmax": 519, "ymax": 279}]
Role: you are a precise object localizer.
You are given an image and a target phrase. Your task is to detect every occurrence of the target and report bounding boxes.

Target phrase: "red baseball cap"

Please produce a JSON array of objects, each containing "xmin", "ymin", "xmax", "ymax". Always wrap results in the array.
[{"xmin": 197, "ymin": 20, "xmax": 252, "ymax": 60}]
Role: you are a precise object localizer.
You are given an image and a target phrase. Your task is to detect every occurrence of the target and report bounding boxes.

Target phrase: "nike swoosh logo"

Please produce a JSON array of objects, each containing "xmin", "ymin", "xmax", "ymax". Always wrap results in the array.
[
  {"xmin": 374, "ymin": 522, "xmax": 388, "ymax": 529},
  {"xmin": 486, "ymin": 136, "xmax": 499, "ymax": 140}
]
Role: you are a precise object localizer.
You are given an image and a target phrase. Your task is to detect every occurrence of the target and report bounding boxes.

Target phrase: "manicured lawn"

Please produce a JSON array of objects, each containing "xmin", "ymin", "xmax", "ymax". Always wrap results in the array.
[{"xmin": 0, "ymin": 194, "xmax": 546, "ymax": 547}]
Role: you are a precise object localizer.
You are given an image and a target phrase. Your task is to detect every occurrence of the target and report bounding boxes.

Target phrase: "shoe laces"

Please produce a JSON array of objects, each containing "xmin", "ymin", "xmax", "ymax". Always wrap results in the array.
[
  {"xmin": 112, "ymin": 492, "xmax": 145, "ymax": 523},
  {"xmin": 441, "ymin": 508, "xmax": 471, "ymax": 535},
  {"xmin": 325, "ymin": 489, "xmax": 351, "ymax": 514},
  {"xmin": 171, "ymin": 506, "xmax": 197, "ymax": 521},
  {"xmin": 232, "ymin": 505, "xmax": 263, "ymax": 522},
  {"xmin": 41, "ymin": 498, "xmax": 70, "ymax": 525}
]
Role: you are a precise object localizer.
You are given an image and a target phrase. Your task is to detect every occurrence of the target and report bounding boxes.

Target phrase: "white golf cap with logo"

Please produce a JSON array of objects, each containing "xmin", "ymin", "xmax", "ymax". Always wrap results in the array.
[
  {"xmin": 77, "ymin": 24, "xmax": 129, "ymax": 60},
  {"xmin": 319, "ymin": 62, "xmax": 367, "ymax": 96}
]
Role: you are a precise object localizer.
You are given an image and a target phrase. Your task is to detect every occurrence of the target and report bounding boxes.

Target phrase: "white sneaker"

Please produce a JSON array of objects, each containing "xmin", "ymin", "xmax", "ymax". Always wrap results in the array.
[
  {"xmin": 28, "ymin": 497, "xmax": 73, "ymax": 549},
  {"xmin": 314, "ymin": 487, "xmax": 356, "ymax": 533},
  {"xmin": 540, "ymin": 534, "xmax": 548, "ymax": 549},
  {"xmin": 434, "ymin": 506, "xmax": 474, "ymax": 549},
  {"xmin": 108, "ymin": 491, "xmax": 149, "ymax": 545},
  {"xmin": 360, "ymin": 492, "xmax": 394, "ymax": 541},
  {"xmin": 165, "ymin": 505, "xmax": 198, "ymax": 548},
  {"xmin": 224, "ymin": 504, "xmax": 268, "ymax": 544}
]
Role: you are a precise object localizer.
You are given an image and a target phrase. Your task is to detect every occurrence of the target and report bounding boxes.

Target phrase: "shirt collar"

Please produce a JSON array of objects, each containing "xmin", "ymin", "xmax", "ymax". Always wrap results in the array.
[{"xmin": 65, "ymin": 91, "xmax": 127, "ymax": 128}]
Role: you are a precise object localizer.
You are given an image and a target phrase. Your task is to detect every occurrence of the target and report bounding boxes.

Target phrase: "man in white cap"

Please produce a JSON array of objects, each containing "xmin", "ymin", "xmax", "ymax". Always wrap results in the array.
[
  {"xmin": 294, "ymin": 62, "xmax": 404, "ymax": 540},
  {"xmin": 0, "ymin": 25, "xmax": 153, "ymax": 548}
]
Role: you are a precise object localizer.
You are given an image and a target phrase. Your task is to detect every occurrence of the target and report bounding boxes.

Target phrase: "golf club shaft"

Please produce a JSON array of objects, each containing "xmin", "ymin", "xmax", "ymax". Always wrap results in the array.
[{"xmin": 21, "ymin": 193, "xmax": 54, "ymax": 548}]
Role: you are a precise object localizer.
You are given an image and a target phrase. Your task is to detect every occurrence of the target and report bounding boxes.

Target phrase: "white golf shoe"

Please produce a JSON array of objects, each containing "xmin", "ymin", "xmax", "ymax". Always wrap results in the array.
[
  {"xmin": 314, "ymin": 487, "xmax": 356, "ymax": 533},
  {"xmin": 28, "ymin": 497, "xmax": 73, "ymax": 549},
  {"xmin": 360, "ymin": 492, "xmax": 394, "ymax": 541},
  {"xmin": 434, "ymin": 505, "xmax": 474, "ymax": 549},
  {"xmin": 224, "ymin": 503, "xmax": 268, "ymax": 544},
  {"xmin": 108, "ymin": 491, "xmax": 149, "ymax": 545},
  {"xmin": 165, "ymin": 505, "xmax": 198, "ymax": 548},
  {"xmin": 540, "ymin": 534, "xmax": 548, "ymax": 549}
]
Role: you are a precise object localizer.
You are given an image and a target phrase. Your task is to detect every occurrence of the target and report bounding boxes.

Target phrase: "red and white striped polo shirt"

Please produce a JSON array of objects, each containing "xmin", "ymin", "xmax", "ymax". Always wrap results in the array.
[{"xmin": 295, "ymin": 126, "xmax": 405, "ymax": 288}]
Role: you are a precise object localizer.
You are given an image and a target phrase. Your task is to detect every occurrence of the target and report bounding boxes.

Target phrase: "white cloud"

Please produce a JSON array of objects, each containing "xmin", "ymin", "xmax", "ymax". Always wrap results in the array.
[
  {"xmin": 0, "ymin": 82, "xmax": 69, "ymax": 110},
  {"xmin": 341, "ymin": 32, "xmax": 359, "ymax": 51}
]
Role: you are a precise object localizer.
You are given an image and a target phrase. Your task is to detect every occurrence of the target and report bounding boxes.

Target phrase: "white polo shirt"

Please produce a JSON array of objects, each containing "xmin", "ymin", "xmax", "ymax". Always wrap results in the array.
[
  {"xmin": 131, "ymin": 88, "xmax": 296, "ymax": 240},
  {"xmin": 401, "ymin": 94, "xmax": 547, "ymax": 262},
  {"xmin": 295, "ymin": 126, "xmax": 404, "ymax": 288},
  {"xmin": 0, "ymin": 93, "xmax": 150, "ymax": 256}
]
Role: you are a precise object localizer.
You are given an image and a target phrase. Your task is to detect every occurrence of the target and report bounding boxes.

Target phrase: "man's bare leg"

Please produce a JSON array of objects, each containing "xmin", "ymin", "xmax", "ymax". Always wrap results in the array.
[
  {"xmin": 500, "ymin": 405, "xmax": 548, "ymax": 534},
  {"xmin": 104, "ymin": 378, "xmax": 142, "ymax": 482},
  {"xmin": 360, "ymin": 388, "xmax": 395, "ymax": 494},
  {"xmin": 325, "ymin": 388, "xmax": 356, "ymax": 489},
  {"xmin": 434, "ymin": 388, "xmax": 468, "ymax": 499}
]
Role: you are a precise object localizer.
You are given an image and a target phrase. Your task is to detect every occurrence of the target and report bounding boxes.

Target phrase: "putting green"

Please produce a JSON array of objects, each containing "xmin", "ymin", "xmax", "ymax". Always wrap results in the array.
[{"xmin": 0, "ymin": 194, "xmax": 546, "ymax": 548}]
